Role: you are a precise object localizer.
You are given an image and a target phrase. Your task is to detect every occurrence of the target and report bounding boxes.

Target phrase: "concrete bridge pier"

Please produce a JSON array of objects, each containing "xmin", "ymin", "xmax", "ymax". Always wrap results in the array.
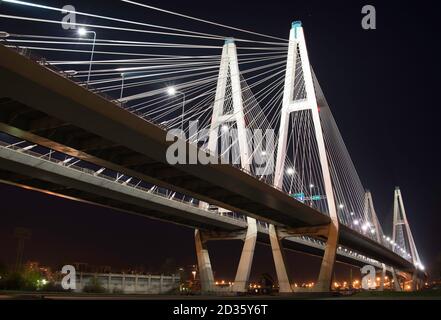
[
  {"xmin": 233, "ymin": 217, "xmax": 257, "ymax": 293},
  {"xmin": 194, "ymin": 229, "xmax": 215, "ymax": 293},
  {"xmin": 269, "ymin": 224, "xmax": 293, "ymax": 293},
  {"xmin": 194, "ymin": 218, "xmax": 258, "ymax": 294},
  {"xmin": 379, "ymin": 263, "xmax": 386, "ymax": 291},
  {"xmin": 411, "ymin": 272, "xmax": 424, "ymax": 291},
  {"xmin": 391, "ymin": 268, "xmax": 402, "ymax": 291},
  {"xmin": 314, "ymin": 223, "xmax": 339, "ymax": 292}
]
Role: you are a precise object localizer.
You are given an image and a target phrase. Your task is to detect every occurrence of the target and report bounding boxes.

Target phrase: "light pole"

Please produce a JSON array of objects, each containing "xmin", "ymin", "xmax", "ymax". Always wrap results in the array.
[
  {"xmin": 77, "ymin": 27, "xmax": 96, "ymax": 88},
  {"xmin": 166, "ymin": 86, "xmax": 186, "ymax": 131},
  {"xmin": 120, "ymin": 73, "xmax": 125, "ymax": 100}
]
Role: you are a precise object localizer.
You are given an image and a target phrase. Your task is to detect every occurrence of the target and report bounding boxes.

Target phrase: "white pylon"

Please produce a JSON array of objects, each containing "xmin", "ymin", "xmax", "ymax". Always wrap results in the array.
[
  {"xmin": 207, "ymin": 38, "xmax": 251, "ymax": 166},
  {"xmin": 197, "ymin": 38, "xmax": 257, "ymax": 293},
  {"xmin": 393, "ymin": 187, "xmax": 423, "ymax": 270},
  {"xmin": 363, "ymin": 190, "xmax": 386, "ymax": 291},
  {"xmin": 275, "ymin": 21, "xmax": 340, "ymax": 292},
  {"xmin": 363, "ymin": 190, "xmax": 383, "ymax": 242}
]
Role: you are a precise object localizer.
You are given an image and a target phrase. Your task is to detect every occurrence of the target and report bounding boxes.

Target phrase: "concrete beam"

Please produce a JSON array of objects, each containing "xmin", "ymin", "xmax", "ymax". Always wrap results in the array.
[{"xmin": 278, "ymin": 224, "xmax": 330, "ymax": 239}]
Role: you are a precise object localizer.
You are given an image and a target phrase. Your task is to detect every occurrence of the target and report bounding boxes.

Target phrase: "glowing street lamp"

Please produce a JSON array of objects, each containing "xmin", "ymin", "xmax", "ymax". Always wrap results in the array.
[
  {"xmin": 166, "ymin": 86, "xmax": 186, "ymax": 131},
  {"xmin": 286, "ymin": 168, "xmax": 295, "ymax": 175},
  {"xmin": 167, "ymin": 86, "xmax": 177, "ymax": 96},
  {"xmin": 77, "ymin": 27, "xmax": 96, "ymax": 88}
]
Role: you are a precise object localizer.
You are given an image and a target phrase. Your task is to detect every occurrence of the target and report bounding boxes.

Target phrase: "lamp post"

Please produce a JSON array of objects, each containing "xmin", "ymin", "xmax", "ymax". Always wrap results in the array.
[
  {"xmin": 77, "ymin": 27, "xmax": 96, "ymax": 88},
  {"xmin": 166, "ymin": 87, "xmax": 186, "ymax": 131},
  {"xmin": 120, "ymin": 73, "xmax": 125, "ymax": 100}
]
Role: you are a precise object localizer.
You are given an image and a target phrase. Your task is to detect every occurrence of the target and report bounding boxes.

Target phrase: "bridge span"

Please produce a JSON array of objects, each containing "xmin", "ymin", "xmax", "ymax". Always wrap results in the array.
[{"xmin": 0, "ymin": 43, "xmax": 417, "ymax": 285}]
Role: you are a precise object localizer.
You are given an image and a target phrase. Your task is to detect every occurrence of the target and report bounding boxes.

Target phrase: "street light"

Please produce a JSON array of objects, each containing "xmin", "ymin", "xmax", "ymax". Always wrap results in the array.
[
  {"xmin": 167, "ymin": 86, "xmax": 177, "ymax": 96},
  {"xmin": 120, "ymin": 73, "xmax": 125, "ymax": 99},
  {"xmin": 166, "ymin": 86, "xmax": 186, "ymax": 131},
  {"xmin": 0, "ymin": 32, "xmax": 10, "ymax": 38},
  {"xmin": 77, "ymin": 27, "xmax": 96, "ymax": 88},
  {"xmin": 286, "ymin": 168, "xmax": 295, "ymax": 175}
]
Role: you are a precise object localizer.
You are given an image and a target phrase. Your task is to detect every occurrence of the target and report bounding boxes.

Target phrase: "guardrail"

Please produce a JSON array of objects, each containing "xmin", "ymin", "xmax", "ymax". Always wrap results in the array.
[{"xmin": 0, "ymin": 141, "xmax": 247, "ymax": 224}]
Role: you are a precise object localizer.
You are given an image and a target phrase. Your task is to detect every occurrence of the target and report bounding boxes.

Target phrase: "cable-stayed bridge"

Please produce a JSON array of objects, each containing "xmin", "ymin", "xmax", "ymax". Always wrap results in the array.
[{"xmin": 0, "ymin": 0, "xmax": 425, "ymax": 293}]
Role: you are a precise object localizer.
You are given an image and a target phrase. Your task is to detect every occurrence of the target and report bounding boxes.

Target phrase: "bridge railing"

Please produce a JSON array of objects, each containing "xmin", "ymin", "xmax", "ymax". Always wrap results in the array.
[{"xmin": 0, "ymin": 140, "xmax": 247, "ymax": 224}]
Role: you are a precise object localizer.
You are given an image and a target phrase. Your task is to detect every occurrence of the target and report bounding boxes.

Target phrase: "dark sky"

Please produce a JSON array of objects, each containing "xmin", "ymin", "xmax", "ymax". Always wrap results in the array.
[{"xmin": 0, "ymin": 0, "xmax": 440, "ymax": 281}]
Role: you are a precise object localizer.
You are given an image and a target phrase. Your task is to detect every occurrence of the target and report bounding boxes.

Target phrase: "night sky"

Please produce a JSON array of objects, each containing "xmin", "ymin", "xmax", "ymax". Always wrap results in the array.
[{"xmin": 0, "ymin": 0, "xmax": 440, "ymax": 282}]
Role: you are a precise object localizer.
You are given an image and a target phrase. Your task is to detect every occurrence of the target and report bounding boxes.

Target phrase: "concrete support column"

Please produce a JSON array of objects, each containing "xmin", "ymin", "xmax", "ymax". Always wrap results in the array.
[
  {"xmin": 379, "ymin": 263, "xmax": 386, "ymax": 291},
  {"xmin": 392, "ymin": 268, "xmax": 402, "ymax": 291},
  {"xmin": 314, "ymin": 223, "xmax": 338, "ymax": 292},
  {"xmin": 411, "ymin": 272, "xmax": 418, "ymax": 291},
  {"xmin": 269, "ymin": 224, "xmax": 292, "ymax": 293},
  {"xmin": 195, "ymin": 229, "xmax": 215, "ymax": 293},
  {"xmin": 233, "ymin": 217, "xmax": 257, "ymax": 292}
]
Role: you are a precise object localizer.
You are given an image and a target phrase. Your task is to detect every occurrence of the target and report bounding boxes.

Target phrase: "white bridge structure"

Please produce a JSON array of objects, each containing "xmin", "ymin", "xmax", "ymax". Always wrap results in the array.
[{"xmin": 0, "ymin": 0, "xmax": 425, "ymax": 293}]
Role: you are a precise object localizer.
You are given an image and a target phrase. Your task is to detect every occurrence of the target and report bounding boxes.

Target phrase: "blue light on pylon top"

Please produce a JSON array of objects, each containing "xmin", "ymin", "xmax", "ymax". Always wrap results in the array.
[
  {"xmin": 291, "ymin": 21, "xmax": 302, "ymax": 29},
  {"xmin": 225, "ymin": 37, "xmax": 235, "ymax": 44},
  {"xmin": 291, "ymin": 21, "xmax": 302, "ymax": 38}
]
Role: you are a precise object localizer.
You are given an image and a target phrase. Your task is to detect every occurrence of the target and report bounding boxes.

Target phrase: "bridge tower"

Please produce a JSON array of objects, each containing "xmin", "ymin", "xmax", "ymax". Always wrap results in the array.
[
  {"xmin": 272, "ymin": 21, "xmax": 340, "ymax": 292},
  {"xmin": 194, "ymin": 38, "xmax": 258, "ymax": 294},
  {"xmin": 393, "ymin": 187, "xmax": 423, "ymax": 289},
  {"xmin": 393, "ymin": 187, "xmax": 421, "ymax": 267},
  {"xmin": 363, "ymin": 190, "xmax": 387, "ymax": 291},
  {"xmin": 363, "ymin": 190, "xmax": 383, "ymax": 241}
]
